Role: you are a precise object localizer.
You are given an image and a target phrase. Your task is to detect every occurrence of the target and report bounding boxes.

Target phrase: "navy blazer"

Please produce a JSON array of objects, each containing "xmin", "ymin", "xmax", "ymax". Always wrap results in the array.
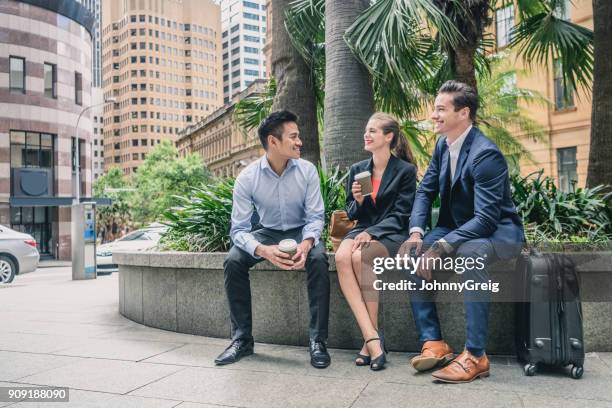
[
  {"xmin": 346, "ymin": 155, "xmax": 417, "ymax": 242},
  {"xmin": 409, "ymin": 127, "xmax": 524, "ymax": 258}
]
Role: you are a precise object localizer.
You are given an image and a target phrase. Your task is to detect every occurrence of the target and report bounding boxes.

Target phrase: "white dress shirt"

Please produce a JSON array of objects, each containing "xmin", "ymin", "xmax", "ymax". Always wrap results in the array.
[{"xmin": 447, "ymin": 125, "xmax": 472, "ymax": 180}]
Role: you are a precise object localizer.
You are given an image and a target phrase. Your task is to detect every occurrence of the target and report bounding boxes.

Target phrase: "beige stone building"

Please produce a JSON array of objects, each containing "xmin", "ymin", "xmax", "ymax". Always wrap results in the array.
[
  {"xmin": 101, "ymin": 0, "xmax": 224, "ymax": 175},
  {"xmin": 492, "ymin": 0, "xmax": 593, "ymax": 191},
  {"xmin": 0, "ymin": 0, "xmax": 95, "ymax": 259},
  {"xmin": 176, "ymin": 79, "xmax": 266, "ymax": 177}
]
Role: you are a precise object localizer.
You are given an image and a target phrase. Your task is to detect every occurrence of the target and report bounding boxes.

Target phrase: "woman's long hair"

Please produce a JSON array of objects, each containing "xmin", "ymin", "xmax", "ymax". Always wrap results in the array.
[{"xmin": 369, "ymin": 112, "xmax": 416, "ymax": 167}]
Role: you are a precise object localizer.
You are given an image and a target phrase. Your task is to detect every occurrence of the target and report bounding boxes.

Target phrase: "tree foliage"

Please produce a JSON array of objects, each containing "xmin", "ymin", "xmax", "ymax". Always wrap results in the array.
[{"xmin": 93, "ymin": 142, "xmax": 210, "ymax": 240}]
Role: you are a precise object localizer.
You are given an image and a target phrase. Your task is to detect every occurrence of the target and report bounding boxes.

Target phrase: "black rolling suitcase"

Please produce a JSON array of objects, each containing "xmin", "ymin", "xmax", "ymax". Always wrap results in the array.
[{"xmin": 515, "ymin": 251, "xmax": 585, "ymax": 379}]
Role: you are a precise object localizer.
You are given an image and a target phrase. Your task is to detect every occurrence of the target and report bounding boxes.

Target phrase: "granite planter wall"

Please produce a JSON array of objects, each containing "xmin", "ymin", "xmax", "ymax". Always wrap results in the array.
[{"xmin": 114, "ymin": 251, "xmax": 612, "ymax": 353}]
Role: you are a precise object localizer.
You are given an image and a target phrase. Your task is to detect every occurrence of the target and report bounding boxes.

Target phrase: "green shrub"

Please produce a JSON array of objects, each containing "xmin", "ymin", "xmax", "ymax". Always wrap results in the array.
[
  {"xmin": 159, "ymin": 178, "xmax": 234, "ymax": 252},
  {"xmin": 511, "ymin": 170, "xmax": 612, "ymax": 245}
]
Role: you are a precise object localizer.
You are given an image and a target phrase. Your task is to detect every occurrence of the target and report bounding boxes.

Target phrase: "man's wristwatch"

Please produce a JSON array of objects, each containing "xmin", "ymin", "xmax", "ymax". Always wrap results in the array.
[{"xmin": 430, "ymin": 240, "xmax": 446, "ymax": 256}]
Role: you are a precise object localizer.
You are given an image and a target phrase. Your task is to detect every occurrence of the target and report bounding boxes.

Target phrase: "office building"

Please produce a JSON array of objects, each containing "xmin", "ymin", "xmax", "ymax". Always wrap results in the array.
[
  {"xmin": 220, "ymin": 0, "xmax": 267, "ymax": 103},
  {"xmin": 101, "ymin": 0, "xmax": 223, "ymax": 175},
  {"xmin": 0, "ymin": 0, "xmax": 96, "ymax": 259}
]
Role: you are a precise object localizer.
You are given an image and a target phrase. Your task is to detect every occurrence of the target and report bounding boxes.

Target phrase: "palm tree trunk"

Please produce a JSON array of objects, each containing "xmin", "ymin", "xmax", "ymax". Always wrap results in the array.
[
  {"xmin": 587, "ymin": 0, "xmax": 612, "ymax": 188},
  {"xmin": 323, "ymin": 0, "xmax": 374, "ymax": 171},
  {"xmin": 436, "ymin": 0, "xmax": 489, "ymax": 91},
  {"xmin": 271, "ymin": 0, "xmax": 320, "ymax": 165},
  {"xmin": 450, "ymin": 44, "xmax": 478, "ymax": 90}
]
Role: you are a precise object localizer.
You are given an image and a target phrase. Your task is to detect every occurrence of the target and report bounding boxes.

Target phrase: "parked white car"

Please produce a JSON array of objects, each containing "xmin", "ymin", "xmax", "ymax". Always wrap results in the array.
[
  {"xmin": 0, "ymin": 225, "xmax": 40, "ymax": 283},
  {"xmin": 96, "ymin": 224, "xmax": 167, "ymax": 274}
]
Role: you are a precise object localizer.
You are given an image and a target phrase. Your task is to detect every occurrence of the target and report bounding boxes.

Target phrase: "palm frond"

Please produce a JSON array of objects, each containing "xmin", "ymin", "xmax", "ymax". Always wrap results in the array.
[
  {"xmin": 285, "ymin": 0, "xmax": 325, "ymax": 65},
  {"xmin": 344, "ymin": 0, "xmax": 464, "ymax": 118},
  {"xmin": 510, "ymin": 0, "xmax": 593, "ymax": 95},
  {"xmin": 234, "ymin": 78, "xmax": 277, "ymax": 132}
]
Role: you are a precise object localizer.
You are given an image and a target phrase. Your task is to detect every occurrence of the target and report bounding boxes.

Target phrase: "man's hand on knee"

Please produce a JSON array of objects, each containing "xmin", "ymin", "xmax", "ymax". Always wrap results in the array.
[{"xmin": 398, "ymin": 232, "xmax": 423, "ymax": 258}]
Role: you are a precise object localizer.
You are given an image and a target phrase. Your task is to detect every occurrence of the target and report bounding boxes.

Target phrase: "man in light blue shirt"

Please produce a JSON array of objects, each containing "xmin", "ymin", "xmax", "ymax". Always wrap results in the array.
[{"xmin": 215, "ymin": 111, "xmax": 331, "ymax": 369}]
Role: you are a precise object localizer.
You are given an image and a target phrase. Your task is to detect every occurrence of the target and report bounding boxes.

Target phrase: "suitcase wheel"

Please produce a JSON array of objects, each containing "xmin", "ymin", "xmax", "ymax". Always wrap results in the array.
[
  {"xmin": 523, "ymin": 363, "xmax": 537, "ymax": 376},
  {"xmin": 570, "ymin": 365, "xmax": 584, "ymax": 379}
]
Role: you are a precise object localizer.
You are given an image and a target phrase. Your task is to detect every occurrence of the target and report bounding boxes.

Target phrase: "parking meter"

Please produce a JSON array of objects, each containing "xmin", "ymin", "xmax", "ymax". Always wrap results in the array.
[{"xmin": 72, "ymin": 202, "xmax": 97, "ymax": 280}]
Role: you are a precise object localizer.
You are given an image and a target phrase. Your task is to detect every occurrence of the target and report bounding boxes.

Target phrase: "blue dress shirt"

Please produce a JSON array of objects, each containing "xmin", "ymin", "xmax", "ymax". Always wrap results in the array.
[{"xmin": 230, "ymin": 156, "xmax": 325, "ymax": 257}]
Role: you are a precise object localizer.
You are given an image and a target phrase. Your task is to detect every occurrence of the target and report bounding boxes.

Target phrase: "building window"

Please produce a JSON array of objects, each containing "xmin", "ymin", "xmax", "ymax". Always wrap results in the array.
[
  {"xmin": 243, "ymin": 1, "xmax": 259, "ymax": 10},
  {"xmin": 244, "ymin": 57, "xmax": 259, "ymax": 65},
  {"xmin": 554, "ymin": 59, "xmax": 574, "ymax": 111},
  {"xmin": 43, "ymin": 63, "xmax": 56, "ymax": 98},
  {"xmin": 9, "ymin": 56, "xmax": 26, "ymax": 93},
  {"xmin": 10, "ymin": 206, "xmax": 51, "ymax": 254},
  {"xmin": 244, "ymin": 35, "xmax": 260, "ymax": 43},
  {"xmin": 244, "ymin": 69, "xmax": 259, "ymax": 76},
  {"xmin": 243, "ymin": 12, "xmax": 260, "ymax": 21},
  {"xmin": 71, "ymin": 137, "xmax": 85, "ymax": 172},
  {"xmin": 10, "ymin": 131, "xmax": 54, "ymax": 169},
  {"xmin": 496, "ymin": 5, "xmax": 514, "ymax": 48},
  {"xmin": 74, "ymin": 72, "xmax": 83, "ymax": 105},
  {"xmin": 244, "ymin": 23, "xmax": 259, "ymax": 32},
  {"xmin": 244, "ymin": 46, "xmax": 259, "ymax": 54},
  {"xmin": 557, "ymin": 147, "xmax": 577, "ymax": 193}
]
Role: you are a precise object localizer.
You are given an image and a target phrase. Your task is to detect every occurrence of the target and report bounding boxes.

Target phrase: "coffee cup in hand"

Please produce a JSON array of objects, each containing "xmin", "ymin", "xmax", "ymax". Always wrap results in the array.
[
  {"xmin": 278, "ymin": 239, "xmax": 298, "ymax": 258},
  {"xmin": 355, "ymin": 171, "xmax": 373, "ymax": 196}
]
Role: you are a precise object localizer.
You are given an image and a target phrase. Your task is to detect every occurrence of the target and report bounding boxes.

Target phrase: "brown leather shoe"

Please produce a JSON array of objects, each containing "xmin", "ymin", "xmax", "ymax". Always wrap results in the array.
[
  {"xmin": 410, "ymin": 340, "xmax": 454, "ymax": 372},
  {"xmin": 431, "ymin": 350, "xmax": 490, "ymax": 383}
]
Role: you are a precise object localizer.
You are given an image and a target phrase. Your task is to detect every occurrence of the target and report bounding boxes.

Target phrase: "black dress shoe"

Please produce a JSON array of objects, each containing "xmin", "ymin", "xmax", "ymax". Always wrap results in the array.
[
  {"xmin": 309, "ymin": 339, "xmax": 331, "ymax": 369},
  {"xmin": 214, "ymin": 339, "xmax": 254, "ymax": 365}
]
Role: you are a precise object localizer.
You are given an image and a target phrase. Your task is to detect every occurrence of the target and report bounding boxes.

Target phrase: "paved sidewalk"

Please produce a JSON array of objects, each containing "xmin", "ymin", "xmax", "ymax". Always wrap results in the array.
[
  {"xmin": 1, "ymin": 267, "xmax": 611, "ymax": 408},
  {"xmin": 36, "ymin": 260, "xmax": 72, "ymax": 269}
]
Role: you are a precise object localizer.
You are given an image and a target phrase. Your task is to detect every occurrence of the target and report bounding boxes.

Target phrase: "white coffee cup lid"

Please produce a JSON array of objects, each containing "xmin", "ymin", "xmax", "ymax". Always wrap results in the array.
[
  {"xmin": 355, "ymin": 171, "xmax": 371, "ymax": 179},
  {"xmin": 278, "ymin": 239, "xmax": 297, "ymax": 251}
]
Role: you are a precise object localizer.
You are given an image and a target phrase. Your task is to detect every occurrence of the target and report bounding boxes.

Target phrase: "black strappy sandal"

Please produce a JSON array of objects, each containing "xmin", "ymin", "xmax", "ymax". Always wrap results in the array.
[
  {"xmin": 367, "ymin": 330, "xmax": 388, "ymax": 371},
  {"xmin": 355, "ymin": 345, "xmax": 371, "ymax": 366}
]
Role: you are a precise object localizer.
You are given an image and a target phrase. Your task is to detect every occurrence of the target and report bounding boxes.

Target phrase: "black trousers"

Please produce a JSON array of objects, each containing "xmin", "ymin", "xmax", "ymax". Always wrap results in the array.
[{"xmin": 223, "ymin": 226, "xmax": 330, "ymax": 342}]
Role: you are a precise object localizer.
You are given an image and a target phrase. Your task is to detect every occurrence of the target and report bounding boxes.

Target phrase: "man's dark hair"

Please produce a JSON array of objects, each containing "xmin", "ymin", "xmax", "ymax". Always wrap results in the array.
[
  {"xmin": 438, "ymin": 80, "xmax": 479, "ymax": 122},
  {"xmin": 257, "ymin": 110, "xmax": 299, "ymax": 149}
]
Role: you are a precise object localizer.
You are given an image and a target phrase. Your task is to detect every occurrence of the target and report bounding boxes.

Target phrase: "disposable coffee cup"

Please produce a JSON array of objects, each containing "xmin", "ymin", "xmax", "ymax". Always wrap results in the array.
[
  {"xmin": 355, "ymin": 171, "xmax": 373, "ymax": 196},
  {"xmin": 278, "ymin": 239, "xmax": 298, "ymax": 259}
]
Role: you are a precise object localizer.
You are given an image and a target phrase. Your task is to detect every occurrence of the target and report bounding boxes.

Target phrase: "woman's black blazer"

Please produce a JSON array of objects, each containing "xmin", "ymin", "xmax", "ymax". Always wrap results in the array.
[{"xmin": 345, "ymin": 155, "xmax": 417, "ymax": 242}]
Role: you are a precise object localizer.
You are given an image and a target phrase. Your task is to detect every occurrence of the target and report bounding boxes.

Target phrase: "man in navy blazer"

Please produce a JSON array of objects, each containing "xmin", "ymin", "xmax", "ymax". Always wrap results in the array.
[{"xmin": 399, "ymin": 80, "xmax": 524, "ymax": 383}]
